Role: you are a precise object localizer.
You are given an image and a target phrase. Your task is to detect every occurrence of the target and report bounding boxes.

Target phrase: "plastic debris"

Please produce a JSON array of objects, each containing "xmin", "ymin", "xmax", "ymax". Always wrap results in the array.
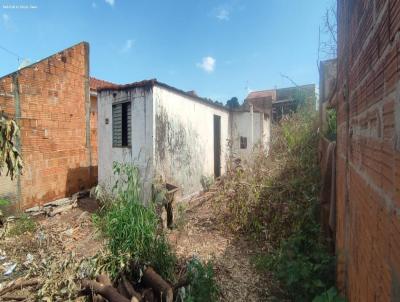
[{"xmin": 3, "ymin": 262, "xmax": 17, "ymax": 275}]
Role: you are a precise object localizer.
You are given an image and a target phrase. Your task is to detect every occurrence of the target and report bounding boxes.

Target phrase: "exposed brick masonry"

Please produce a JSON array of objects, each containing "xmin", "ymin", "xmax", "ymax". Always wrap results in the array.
[
  {"xmin": 0, "ymin": 42, "xmax": 97, "ymax": 208},
  {"xmin": 336, "ymin": 1, "xmax": 400, "ymax": 300}
]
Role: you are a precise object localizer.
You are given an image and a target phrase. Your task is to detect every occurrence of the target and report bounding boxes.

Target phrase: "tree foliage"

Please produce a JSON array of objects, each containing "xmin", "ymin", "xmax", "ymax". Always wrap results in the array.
[
  {"xmin": 226, "ymin": 97, "xmax": 240, "ymax": 109},
  {"xmin": 0, "ymin": 115, "xmax": 23, "ymax": 180}
]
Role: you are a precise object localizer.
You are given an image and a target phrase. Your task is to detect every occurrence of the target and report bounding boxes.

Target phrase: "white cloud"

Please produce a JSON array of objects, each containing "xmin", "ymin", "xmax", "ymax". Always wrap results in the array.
[
  {"xmin": 216, "ymin": 8, "xmax": 230, "ymax": 21},
  {"xmin": 105, "ymin": 0, "xmax": 114, "ymax": 7},
  {"xmin": 2, "ymin": 14, "xmax": 10, "ymax": 25},
  {"xmin": 197, "ymin": 56, "xmax": 216, "ymax": 73},
  {"xmin": 121, "ymin": 39, "xmax": 134, "ymax": 53}
]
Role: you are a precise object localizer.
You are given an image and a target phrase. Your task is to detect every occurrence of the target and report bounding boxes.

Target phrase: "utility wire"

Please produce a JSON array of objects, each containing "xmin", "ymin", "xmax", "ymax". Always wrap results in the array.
[{"xmin": 0, "ymin": 44, "xmax": 22, "ymax": 63}]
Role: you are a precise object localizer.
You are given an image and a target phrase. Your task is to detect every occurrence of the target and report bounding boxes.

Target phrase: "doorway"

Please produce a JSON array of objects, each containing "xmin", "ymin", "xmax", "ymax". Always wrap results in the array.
[{"xmin": 213, "ymin": 115, "xmax": 221, "ymax": 178}]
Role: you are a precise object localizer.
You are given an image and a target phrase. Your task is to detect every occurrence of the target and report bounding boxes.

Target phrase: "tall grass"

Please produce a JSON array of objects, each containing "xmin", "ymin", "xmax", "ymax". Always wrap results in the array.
[
  {"xmin": 215, "ymin": 100, "xmax": 338, "ymax": 300},
  {"xmin": 94, "ymin": 162, "xmax": 176, "ymax": 281}
]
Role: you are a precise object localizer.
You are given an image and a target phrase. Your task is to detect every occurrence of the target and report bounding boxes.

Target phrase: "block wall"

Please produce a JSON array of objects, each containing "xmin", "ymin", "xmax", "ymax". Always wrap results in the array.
[
  {"xmin": 0, "ymin": 42, "xmax": 97, "ymax": 209},
  {"xmin": 336, "ymin": 1, "xmax": 400, "ymax": 300}
]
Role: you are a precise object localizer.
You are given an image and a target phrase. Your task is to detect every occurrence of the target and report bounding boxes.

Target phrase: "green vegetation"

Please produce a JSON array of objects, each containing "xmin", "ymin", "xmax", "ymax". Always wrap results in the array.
[
  {"xmin": 313, "ymin": 287, "xmax": 346, "ymax": 302},
  {"xmin": 8, "ymin": 213, "xmax": 36, "ymax": 236},
  {"xmin": 324, "ymin": 108, "xmax": 337, "ymax": 141},
  {"xmin": 200, "ymin": 175, "xmax": 214, "ymax": 192},
  {"xmin": 216, "ymin": 94, "xmax": 344, "ymax": 301},
  {"xmin": 183, "ymin": 258, "xmax": 219, "ymax": 302},
  {"xmin": 93, "ymin": 163, "xmax": 218, "ymax": 300},
  {"xmin": 93, "ymin": 162, "xmax": 176, "ymax": 281}
]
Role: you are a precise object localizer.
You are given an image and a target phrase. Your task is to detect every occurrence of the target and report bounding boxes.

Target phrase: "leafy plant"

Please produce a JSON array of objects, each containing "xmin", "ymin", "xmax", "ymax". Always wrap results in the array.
[
  {"xmin": 8, "ymin": 213, "xmax": 36, "ymax": 236},
  {"xmin": 263, "ymin": 227, "xmax": 335, "ymax": 301},
  {"xmin": 0, "ymin": 115, "xmax": 23, "ymax": 180},
  {"xmin": 313, "ymin": 287, "xmax": 346, "ymax": 302},
  {"xmin": 324, "ymin": 109, "xmax": 337, "ymax": 141},
  {"xmin": 183, "ymin": 258, "xmax": 218, "ymax": 302},
  {"xmin": 200, "ymin": 175, "xmax": 214, "ymax": 192},
  {"xmin": 94, "ymin": 162, "xmax": 176, "ymax": 281}
]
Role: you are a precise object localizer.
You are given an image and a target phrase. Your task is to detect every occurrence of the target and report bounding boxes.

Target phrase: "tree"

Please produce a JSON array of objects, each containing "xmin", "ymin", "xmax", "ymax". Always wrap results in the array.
[
  {"xmin": 0, "ymin": 115, "xmax": 23, "ymax": 180},
  {"xmin": 226, "ymin": 97, "xmax": 240, "ymax": 109}
]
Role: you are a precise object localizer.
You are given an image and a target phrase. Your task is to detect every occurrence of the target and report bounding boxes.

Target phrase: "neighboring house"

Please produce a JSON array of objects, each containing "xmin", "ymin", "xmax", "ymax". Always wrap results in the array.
[
  {"xmin": 247, "ymin": 84, "xmax": 316, "ymax": 122},
  {"xmin": 319, "ymin": 59, "xmax": 337, "ymax": 129},
  {"xmin": 0, "ymin": 42, "xmax": 111, "ymax": 209},
  {"xmin": 97, "ymin": 80, "xmax": 271, "ymax": 201}
]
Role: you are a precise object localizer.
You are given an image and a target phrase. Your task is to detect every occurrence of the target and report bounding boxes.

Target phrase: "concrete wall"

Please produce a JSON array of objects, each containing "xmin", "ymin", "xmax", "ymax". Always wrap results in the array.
[
  {"xmin": 97, "ymin": 87, "xmax": 154, "ymax": 201},
  {"xmin": 230, "ymin": 111, "xmax": 270, "ymax": 158},
  {"xmin": 153, "ymin": 85, "xmax": 229, "ymax": 196},
  {"xmin": 336, "ymin": 1, "xmax": 400, "ymax": 300},
  {"xmin": 0, "ymin": 42, "xmax": 97, "ymax": 209}
]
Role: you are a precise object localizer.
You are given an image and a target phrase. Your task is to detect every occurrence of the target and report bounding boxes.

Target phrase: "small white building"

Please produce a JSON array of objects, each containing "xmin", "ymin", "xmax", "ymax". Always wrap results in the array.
[{"xmin": 98, "ymin": 80, "xmax": 271, "ymax": 201}]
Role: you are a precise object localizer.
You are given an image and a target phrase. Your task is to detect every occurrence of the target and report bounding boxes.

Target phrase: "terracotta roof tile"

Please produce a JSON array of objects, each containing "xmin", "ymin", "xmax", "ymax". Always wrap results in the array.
[{"xmin": 89, "ymin": 77, "xmax": 117, "ymax": 91}]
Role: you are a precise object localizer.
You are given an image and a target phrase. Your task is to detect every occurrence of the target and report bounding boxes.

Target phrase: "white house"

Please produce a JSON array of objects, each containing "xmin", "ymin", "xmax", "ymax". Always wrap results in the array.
[{"xmin": 97, "ymin": 80, "xmax": 271, "ymax": 201}]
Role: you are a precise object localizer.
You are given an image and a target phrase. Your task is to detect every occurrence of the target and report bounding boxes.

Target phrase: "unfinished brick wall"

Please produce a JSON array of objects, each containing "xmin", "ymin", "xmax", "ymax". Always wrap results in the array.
[
  {"xmin": 336, "ymin": 1, "xmax": 400, "ymax": 300},
  {"xmin": 0, "ymin": 42, "xmax": 97, "ymax": 209}
]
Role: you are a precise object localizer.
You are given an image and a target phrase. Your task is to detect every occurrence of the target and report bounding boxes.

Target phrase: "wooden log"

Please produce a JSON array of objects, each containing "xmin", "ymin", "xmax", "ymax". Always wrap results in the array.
[
  {"xmin": 93, "ymin": 274, "xmax": 112, "ymax": 302},
  {"xmin": 0, "ymin": 278, "xmax": 40, "ymax": 296},
  {"xmin": 96, "ymin": 274, "xmax": 112, "ymax": 286},
  {"xmin": 142, "ymin": 267, "xmax": 173, "ymax": 302},
  {"xmin": 2, "ymin": 294, "xmax": 26, "ymax": 301},
  {"xmin": 81, "ymin": 279, "xmax": 130, "ymax": 302},
  {"xmin": 121, "ymin": 274, "xmax": 142, "ymax": 301},
  {"xmin": 142, "ymin": 288, "xmax": 155, "ymax": 302}
]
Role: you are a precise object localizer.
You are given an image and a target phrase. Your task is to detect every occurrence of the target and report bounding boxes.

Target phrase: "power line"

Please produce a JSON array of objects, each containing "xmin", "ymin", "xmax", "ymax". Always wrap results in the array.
[{"xmin": 0, "ymin": 44, "xmax": 22, "ymax": 63}]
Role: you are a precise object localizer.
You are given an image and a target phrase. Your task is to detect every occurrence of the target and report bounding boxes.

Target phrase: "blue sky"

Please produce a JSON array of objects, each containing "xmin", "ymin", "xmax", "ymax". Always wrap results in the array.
[{"xmin": 0, "ymin": 0, "xmax": 334, "ymax": 103}]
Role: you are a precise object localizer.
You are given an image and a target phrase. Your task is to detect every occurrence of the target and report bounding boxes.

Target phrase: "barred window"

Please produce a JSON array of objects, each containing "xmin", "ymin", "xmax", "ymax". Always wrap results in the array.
[{"xmin": 112, "ymin": 102, "xmax": 131, "ymax": 147}]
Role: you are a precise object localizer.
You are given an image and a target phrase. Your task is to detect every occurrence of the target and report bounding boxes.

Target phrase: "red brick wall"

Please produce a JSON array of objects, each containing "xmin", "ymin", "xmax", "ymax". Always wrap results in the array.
[
  {"xmin": 336, "ymin": 1, "xmax": 400, "ymax": 300},
  {"xmin": 0, "ymin": 42, "xmax": 98, "ymax": 208}
]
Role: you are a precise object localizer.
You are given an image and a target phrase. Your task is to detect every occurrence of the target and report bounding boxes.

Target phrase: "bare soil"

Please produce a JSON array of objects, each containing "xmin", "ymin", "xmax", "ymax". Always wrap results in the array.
[{"xmin": 168, "ymin": 192, "xmax": 271, "ymax": 302}]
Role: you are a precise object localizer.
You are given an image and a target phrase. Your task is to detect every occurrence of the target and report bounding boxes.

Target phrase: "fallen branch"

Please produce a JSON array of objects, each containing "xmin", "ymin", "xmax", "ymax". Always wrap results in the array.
[
  {"xmin": 2, "ymin": 294, "xmax": 27, "ymax": 301},
  {"xmin": 142, "ymin": 267, "xmax": 173, "ymax": 302},
  {"xmin": 0, "ymin": 278, "xmax": 40, "ymax": 297},
  {"xmin": 81, "ymin": 279, "xmax": 130, "ymax": 302}
]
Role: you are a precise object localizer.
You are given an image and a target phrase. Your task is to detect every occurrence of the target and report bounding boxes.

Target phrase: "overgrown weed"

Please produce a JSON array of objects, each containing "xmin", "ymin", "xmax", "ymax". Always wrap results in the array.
[
  {"xmin": 8, "ymin": 213, "xmax": 36, "ymax": 236},
  {"xmin": 93, "ymin": 162, "xmax": 176, "ymax": 281},
  {"xmin": 215, "ymin": 98, "xmax": 340, "ymax": 300},
  {"xmin": 183, "ymin": 258, "xmax": 219, "ymax": 302}
]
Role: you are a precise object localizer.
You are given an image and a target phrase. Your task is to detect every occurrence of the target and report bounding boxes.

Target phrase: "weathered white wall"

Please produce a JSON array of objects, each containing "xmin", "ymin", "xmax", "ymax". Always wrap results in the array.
[
  {"xmin": 153, "ymin": 85, "xmax": 230, "ymax": 196},
  {"xmin": 97, "ymin": 88, "xmax": 154, "ymax": 202},
  {"xmin": 98, "ymin": 83, "xmax": 271, "ymax": 202},
  {"xmin": 231, "ymin": 111, "xmax": 270, "ymax": 158}
]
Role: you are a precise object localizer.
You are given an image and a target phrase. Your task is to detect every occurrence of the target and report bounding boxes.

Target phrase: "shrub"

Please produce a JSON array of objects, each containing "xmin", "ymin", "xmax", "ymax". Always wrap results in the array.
[
  {"xmin": 313, "ymin": 287, "xmax": 346, "ymax": 302},
  {"xmin": 94, "ymin": 162, "xmax": 176, "ymax": 281},
  {"xmin": 183, "ymin": 258, "xmax": 218, "ymax": 302},
  {"xmin": 215, "ymin": 101, "xmax": 336, "ymax": 299}
]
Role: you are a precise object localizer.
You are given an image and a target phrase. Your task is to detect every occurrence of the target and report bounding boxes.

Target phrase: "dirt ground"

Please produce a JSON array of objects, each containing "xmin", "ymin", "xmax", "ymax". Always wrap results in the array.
[
  {"xmin": 0, "ymin": 198, "xmax": 102, "ymax": 299},
  {"xmin": 168, "ymin": 192, "xmax": 271, "ymax": 302},
  {"xmin": 1, "ymin": 194, "xmax": 273, "ymax": 301}
]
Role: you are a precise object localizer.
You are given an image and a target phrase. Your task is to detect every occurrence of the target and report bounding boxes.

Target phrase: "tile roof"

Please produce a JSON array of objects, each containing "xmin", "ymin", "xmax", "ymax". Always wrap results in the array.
[
  {"xmin": 89, "ymin": 77, "xmax": 117, "ymax": 91},
  {"xmin": 246, "ymin": 90, "xmax": 276, "ymax": 100}
]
